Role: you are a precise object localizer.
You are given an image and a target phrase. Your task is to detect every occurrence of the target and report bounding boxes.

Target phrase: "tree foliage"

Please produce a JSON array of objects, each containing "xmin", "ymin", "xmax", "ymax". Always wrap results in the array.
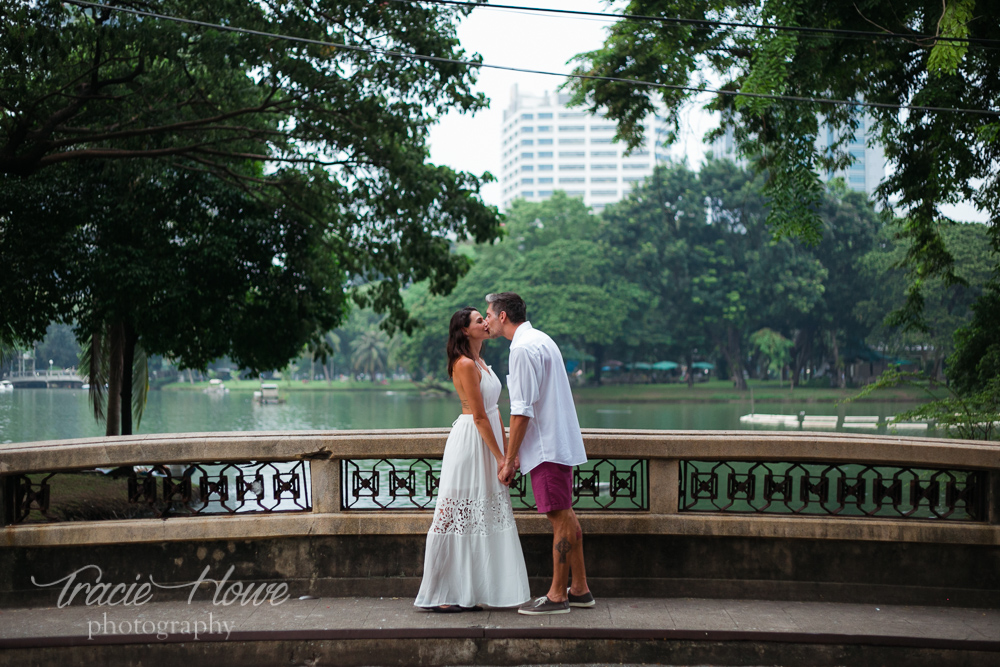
[
  {"xmin": 567, "ymin": 0, "xmax": 999, "ymax": 329},
  {"xmin": 0, "ymin": 0, "xmax": 501, "ymax": 334}
]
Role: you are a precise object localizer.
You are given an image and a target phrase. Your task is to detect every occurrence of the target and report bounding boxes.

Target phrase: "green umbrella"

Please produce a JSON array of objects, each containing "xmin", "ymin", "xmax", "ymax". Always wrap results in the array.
[
  {"xmin": 652, "ymin": 361, "xmax": 679, "ymax": 371},
  {"xmin": 691, "ymin": 361, "xmax": 714, "ymax": 370}
]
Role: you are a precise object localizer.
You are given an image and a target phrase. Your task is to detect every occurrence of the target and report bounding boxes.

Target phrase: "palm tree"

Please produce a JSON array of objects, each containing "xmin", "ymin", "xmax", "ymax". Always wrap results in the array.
[
  {"xmin": 350, "ymin": 328, "xmax": 388, "ymax": 382},
  {"xmin": 80, "ymin": 323, "xmax": 149, "ymax": 436}
]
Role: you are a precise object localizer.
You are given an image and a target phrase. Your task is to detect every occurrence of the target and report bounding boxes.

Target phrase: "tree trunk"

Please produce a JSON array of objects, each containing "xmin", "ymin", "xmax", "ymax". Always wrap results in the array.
[
  {"xmin": 591, "ymin": 345, "xmax": 604, "ymax": 386},
  {"xmin": 686, "ymin": 351, "xmax": 695, "ymax": 388},
  {"xmin": 120, "ymin": 323, "xmax": 137, "ymax": 436},
  {"xmin": 830, "ymin": 329, "xmax": 845, "ymax": 389},
  {"xmin": 105, "ymin": 323, "xmax": 124, "ymax": 437},
  {"xmin": 721, "ymin": 327, "xmax": 747, "ymax": 391}
]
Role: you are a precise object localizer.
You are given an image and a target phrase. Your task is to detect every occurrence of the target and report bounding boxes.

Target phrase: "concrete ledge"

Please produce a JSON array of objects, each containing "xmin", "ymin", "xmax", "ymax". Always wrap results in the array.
[
  {"xmin": 4, "ymin": 636, "xmax": 999, "ymax": 667},
  {"xmin": 2, "ymin": 429, "xmax": 999, "ymax": 474},
  {"xmin": 5, "ymin": 511, "xmax": 1000, "ymax": 548},
  {"xmin": 1, "ymin": 596, "xmax": 998, "ymax": 666}
]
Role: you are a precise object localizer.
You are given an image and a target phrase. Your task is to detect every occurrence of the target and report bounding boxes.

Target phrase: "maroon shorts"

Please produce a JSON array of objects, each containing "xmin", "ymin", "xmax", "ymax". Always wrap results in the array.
[{"xmin": 530, "ymin": 462, "xmax": 573, "ymax": 514}]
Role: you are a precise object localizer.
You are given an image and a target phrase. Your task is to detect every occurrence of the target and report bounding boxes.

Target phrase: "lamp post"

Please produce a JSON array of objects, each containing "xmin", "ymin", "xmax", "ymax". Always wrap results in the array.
[{"xmin": 49, "ymin": 359, "xmax": 54, "ymax": 376}]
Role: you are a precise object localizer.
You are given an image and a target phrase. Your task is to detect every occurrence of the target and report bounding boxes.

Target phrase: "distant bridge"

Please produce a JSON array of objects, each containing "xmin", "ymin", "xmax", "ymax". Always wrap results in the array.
[{"xmin": 4, "ymin": 370, "xmax": 85, "ymax": 389}]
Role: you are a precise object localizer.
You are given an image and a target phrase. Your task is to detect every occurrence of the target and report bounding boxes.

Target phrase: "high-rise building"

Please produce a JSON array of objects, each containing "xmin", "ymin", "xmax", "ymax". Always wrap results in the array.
[
  {"xmin": 500, "ymin": 85, "xmax": 674, "ymax": 212},
  {"xmin": 711, "ymin": 117, "xmax": 886, "ymax": 197}
]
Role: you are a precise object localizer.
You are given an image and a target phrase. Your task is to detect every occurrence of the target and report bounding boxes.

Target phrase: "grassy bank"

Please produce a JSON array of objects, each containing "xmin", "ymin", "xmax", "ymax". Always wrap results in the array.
[
  {"xmin": 160, "ymin": 377, "xmax": 930, "ymax": 404},
  {"xmin": 570, "ymin": 379, "xmax": 929, "ymax": 403},
  {"xmin": 160, "ymin": 378, "xmax": 421, "ymax": 392}
]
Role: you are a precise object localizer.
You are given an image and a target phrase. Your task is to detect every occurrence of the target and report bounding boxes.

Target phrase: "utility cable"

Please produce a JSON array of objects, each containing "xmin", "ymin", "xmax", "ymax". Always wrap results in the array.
[
  {"xmin": 67, "ymin": 1, "xmax": 1000, "ymax": 118},
  {"xmin": 386, "ymin": 0, "xmax": 1000, "ymax": 48}
]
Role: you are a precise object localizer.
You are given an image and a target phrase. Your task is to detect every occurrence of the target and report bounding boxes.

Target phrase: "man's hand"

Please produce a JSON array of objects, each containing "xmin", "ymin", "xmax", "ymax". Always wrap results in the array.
[{"xmin": 498, "ymin": 460, "xmax": 517, "ymax": 486}]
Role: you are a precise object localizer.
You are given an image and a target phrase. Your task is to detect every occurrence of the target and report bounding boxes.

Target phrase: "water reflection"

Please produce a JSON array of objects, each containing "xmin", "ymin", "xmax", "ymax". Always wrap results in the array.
[{"xmin": 0, "ymin": 388, "xmax": 933, "ymax": 444}]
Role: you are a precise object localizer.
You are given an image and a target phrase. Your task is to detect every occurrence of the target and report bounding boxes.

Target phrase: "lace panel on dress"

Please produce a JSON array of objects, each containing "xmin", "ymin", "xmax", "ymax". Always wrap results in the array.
[{"xmin": 429, "ymin": 489, "xmax": 518, "ymax": 536}]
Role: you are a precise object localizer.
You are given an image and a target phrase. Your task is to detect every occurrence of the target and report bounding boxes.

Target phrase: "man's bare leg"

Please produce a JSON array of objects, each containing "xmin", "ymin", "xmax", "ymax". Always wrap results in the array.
[
  {"xmin": 544, "ymin": 509, "xmax": 588, "ymax": 601},
  {"xmin": 567, "ymin": 514, "xmax": 590, "ymax": 597}
]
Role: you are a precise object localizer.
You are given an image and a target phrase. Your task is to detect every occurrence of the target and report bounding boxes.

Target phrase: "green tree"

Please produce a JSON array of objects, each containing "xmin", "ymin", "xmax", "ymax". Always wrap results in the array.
[
  {"xmin": 1, "ymin": 0, "xmax": 500, "ymax": 339},
  {"xmin": 0, "ymin": 160, "xmax": 348, "ymax": 434},
  {"xmin": 750, "ymin": 328, "xmax": 793, "ymax": 387},
  {"xmin": 568, "ymin": 1, "xmax": 998, "ymax": 310},
  {"xmin": 857, "ymin": 222, "xmax": 994, "ymax": 381},
  {"xmin": 393, "ymin": 193, "xmax": 651, "ymax": 383},
  {"xmin": 350, "ymin": 328, "xmax": 389, "ymax": 382}
]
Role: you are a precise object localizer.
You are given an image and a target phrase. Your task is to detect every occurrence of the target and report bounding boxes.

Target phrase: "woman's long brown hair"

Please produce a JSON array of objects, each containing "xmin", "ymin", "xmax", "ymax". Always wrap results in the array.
[{"xmin": 446, "ymin": 307, "xmax": 478, "ymax": 378}]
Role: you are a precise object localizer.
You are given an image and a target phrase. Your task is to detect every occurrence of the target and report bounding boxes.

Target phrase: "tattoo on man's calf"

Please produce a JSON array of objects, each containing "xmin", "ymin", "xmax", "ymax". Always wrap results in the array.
[{"xmin": 555, "ymin": 538, "xmax": 571, "ymax": 563}]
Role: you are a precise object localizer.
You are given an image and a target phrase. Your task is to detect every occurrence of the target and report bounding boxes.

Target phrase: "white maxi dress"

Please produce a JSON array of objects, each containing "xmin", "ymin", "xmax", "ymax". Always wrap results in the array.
[{"xmin": 414, "ymin": 362, "xmax": 531, "ymax": 609}]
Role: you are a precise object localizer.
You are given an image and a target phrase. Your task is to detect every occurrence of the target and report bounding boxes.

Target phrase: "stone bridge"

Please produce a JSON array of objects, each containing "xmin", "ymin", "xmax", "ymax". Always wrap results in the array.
[{"xmin": 0, "ymin": 429, "xmax": 998, "ymax": 665}]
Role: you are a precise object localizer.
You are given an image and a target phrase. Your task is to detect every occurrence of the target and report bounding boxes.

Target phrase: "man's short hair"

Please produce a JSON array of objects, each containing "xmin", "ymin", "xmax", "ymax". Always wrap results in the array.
[{"xmin": 485, "ymin": 292, "xmax": 527, "ymax": 324}]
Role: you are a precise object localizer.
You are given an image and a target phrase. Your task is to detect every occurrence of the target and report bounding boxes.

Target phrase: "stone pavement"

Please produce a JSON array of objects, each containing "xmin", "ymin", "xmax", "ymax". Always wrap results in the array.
[{"xmin": 1, "ymin": 596, "xmax": 998, "ymax": 665}]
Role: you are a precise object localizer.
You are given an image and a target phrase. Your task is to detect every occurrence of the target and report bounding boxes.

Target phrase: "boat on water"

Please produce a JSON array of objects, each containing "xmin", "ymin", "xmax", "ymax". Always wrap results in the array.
[
  {"xmin": 253, "ymin": 382, "xmax": 284, "ymax": 404},
  {"xmin": 204, "ymin": 378, "xmax": 230, "ymax": 394},
  {"xmin": 0, "ymin": 380, "xmax": 13, "ymax": 392}
]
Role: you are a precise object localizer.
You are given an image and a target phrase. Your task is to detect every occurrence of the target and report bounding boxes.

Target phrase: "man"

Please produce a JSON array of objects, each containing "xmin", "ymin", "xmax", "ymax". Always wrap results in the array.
[{"xmin": 484, "ymin": 292, "xmax": 595, "ymax": 615}]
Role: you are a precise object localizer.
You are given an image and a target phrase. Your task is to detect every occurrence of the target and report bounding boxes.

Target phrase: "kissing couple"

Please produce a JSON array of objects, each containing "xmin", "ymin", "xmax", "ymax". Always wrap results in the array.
[{"xmin": 415, "ymin": 292, "xmax": 595, "ymax": 615}]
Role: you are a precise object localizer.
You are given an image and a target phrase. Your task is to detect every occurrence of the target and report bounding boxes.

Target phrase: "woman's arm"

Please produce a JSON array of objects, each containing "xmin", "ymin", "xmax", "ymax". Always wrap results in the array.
[{"xmin": 453, "ymin": 358, "xmax": 504, "ymax": 465}]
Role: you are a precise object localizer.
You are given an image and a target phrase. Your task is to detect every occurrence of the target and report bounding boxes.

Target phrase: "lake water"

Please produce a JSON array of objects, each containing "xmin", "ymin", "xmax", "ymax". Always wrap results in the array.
[{"xmin": 0, "ymin": 388, "xmax": 933, "ymax": 444}]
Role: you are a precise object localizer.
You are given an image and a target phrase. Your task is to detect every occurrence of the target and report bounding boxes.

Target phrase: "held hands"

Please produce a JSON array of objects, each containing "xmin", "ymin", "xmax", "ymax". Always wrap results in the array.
[{"xmin": 498, "ymin": 459, "xmax": 517, "ymax": 486}]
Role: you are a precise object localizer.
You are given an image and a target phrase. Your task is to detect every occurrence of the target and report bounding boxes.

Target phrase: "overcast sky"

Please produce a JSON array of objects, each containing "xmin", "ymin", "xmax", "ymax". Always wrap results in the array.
[{"xmin": 426, "ymin": 1, "xmax": 985, "ymax": 222}]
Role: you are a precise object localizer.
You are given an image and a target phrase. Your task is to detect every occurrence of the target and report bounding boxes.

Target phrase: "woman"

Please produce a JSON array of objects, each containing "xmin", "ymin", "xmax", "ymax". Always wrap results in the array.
[{"xmin": 414, "ymin": 307, "xmax": 531, "ymax": 612}]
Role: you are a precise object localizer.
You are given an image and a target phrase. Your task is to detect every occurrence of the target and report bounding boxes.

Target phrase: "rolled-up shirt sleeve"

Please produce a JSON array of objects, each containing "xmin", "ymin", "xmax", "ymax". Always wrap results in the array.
[{"xmin": 507, "ymin": 347, "xmax": 540, "ymax": 418}]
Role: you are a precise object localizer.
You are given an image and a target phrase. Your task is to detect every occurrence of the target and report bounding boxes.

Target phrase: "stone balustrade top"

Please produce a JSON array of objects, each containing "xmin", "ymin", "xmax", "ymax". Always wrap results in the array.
[{"xmin": 1, "ymin": 429, "xmax": 999, "ymax": 475}]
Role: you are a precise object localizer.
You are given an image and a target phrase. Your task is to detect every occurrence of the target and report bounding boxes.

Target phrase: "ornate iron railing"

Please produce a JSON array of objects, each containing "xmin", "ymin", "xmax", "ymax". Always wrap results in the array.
[
  {"xmin": 341, "ymin": 458, "xmax": 649, "ymax": 511},
  {"xmin": 678, "ymin": 460, "xmax": 987, "ymax": 521},
  {"xmin": 8, "ymin": 461, "xmax": 311, "ymax": 523}
]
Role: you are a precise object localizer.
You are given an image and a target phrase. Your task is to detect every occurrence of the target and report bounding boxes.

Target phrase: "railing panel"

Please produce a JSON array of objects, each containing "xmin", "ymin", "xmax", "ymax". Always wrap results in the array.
[
  {"xmin": 7, "ymin": 461, "xmax": 311, "ymax": 523},
  {"xmin": 679, "ymin": 460, "xmax": 986, "ymax": 521},
  {"xmin": 340, "ymin": 458, "xmax": 649, "ymax": 511}
]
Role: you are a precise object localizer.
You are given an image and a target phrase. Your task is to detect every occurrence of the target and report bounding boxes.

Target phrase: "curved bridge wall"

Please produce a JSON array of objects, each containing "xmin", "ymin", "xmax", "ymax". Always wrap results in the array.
[{"xmin": 1, "ymin": 430, "xmax": 998, "ymax": 608}]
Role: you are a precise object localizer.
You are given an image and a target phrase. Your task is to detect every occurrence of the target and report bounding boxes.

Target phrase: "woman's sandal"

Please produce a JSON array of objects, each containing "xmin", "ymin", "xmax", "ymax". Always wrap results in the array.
[
  {"xmin": 428, "ymin": 605, "xmax": 463, "ymax": 613},
  {"xmin": 424, "ymin": 604, "xmax": 483, "ymax": 613}
]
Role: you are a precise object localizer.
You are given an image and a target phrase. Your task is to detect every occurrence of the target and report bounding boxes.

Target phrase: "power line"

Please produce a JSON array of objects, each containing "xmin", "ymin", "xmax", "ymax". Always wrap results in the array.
[
  {"xmin": 387, "ymin": 0, "xmax": 1000, "ymax": 48},
  {"xmin": 68, "ymin": 1, "xmax": 1000, "ymax": 118}
]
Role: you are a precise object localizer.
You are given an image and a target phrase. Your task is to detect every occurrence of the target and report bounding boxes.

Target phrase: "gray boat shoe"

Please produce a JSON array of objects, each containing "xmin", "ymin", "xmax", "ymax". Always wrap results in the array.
[
  {"xmin": 567, "ymin": 589, "xmax": 596, "ymax": 608},
  {"xmin": 517, "ymin": 595, "xmax": 570, "ymax": 615}
]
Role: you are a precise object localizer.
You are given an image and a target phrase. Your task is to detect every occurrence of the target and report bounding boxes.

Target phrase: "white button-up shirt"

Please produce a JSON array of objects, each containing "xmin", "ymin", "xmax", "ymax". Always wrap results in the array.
[{"xmin": 506, "ymin": 322, "xmax": 588, "ymax": 474}]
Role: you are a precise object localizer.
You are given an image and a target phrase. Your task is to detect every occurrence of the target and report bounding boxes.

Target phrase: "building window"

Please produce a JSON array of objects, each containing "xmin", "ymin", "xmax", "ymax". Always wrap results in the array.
[
  {"xmin": 622, "ymin": 163, "xmax": 648, "ymax": 170},
  {"xmin": 522, "ymin": 165, "xmax": 534, "ymax": 172},
  {"xmin": 538, "ymin": 164, "xmax": 553, "ymax": 171},
  {"xmin": 592, "ymin": 189, "xmax": 619, "ymax": 196},
  {"xmin": 538, "ymin": 138, "xmax": 553, "ymax": 145},
  {"xmin": 537, "ymin": 125, "xmax": 552, "ymax": 132},
  {"xmin": 623, "ymin": 176, "xmax": 644, "ymax": 182},
  {"xmin": 538, "ymin": 151, "xmax": 553, "ymax": 158},
  {"xmin": 591, "ymin": 177, "xmax": 617, "ymax": 183},
  {"xmin": 559, "ymin": 125, "xmax": 585, "ymax": 132},
  {"xmin": 559, "ymin": 164, "xmax": 585, "ymax": 170},
  {"xmin": 521, "ymin": 139, "xmax": 534, "ymax": 146},
  {"xmin": 631, "ymin": 150, "xmax": 650, "ymax": 156},
  {"xmin": 538, "ymin": 112, "xmax": 553, "ymax": 119},
  {"xmin": 538, "ymin": 177, "xmax": 553, "ymax": 184},
  {"xmin": 565, "ymin": 190, "xmax": 586, "ymax": 196},
  {"xmin": 559, "ymin": 112, "xmax": 585, "ymax": 118},
  {"xmin": 592, "ymin": 151, "xmax": 616, "ymax": 157},
  {"xmin": 559, "ymin": 177, "xmax": 585, "ymax": 184},
  {"xmin": 559, "ymin": 151, "xmax": 585, "ymax": 158},
  {"xmin": 592, "ymin": 164, "xmax": 617, "ymax": 170},
  {"xmin": 590, "ymin": 137, "xmax": 614, "ymax": 144},
  {"xmin": 521, "ymin": 190, "xmax": 534, "ymax": 197},
  {"xmin": 538, "ymin": 190, "xmax": 553, "ymax": 197},
  {"xmin": 521, "ymin": 113, "xmax": 534, "ymax": 120},
  {"xmin": 522, "ymin": 126, "xmax": 534, "ymax": 133},
  {"xmin": 521, "ymin": 152, "xmax": 533, "ymax": 159},
  {"xmin": 521, "ymin": 177, "xmax": 534, "ymax": 184},
  {"xmin": 591, "ymin": 125, "xmax": 616, "ymax": 131},
  {"xmin": 558, "ymin": 138, "xmax": 584, "ymax": 145}
]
